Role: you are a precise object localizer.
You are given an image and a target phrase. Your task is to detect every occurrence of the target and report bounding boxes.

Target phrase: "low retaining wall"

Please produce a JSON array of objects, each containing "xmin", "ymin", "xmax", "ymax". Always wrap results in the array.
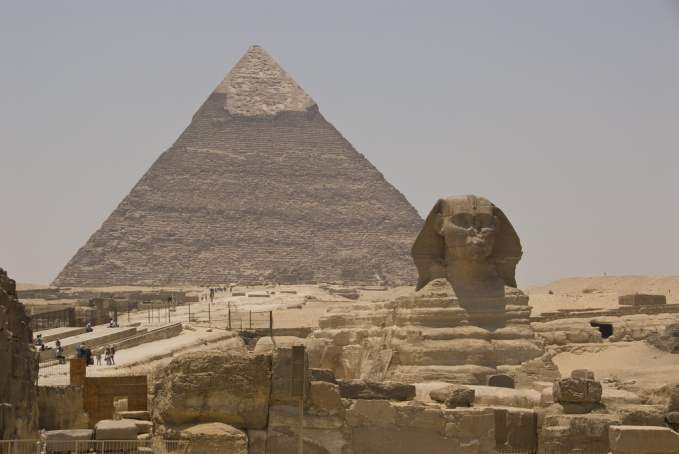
[{"xmin": 111, "ymin": 323, "xmax": 182, "ymax": 351}]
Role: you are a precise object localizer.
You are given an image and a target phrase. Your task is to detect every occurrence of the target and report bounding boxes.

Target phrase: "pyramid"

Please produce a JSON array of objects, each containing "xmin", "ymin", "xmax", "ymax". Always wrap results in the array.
[{"xmin": 53, "ymin": 46, "xmax": 423, "ymax": 287}]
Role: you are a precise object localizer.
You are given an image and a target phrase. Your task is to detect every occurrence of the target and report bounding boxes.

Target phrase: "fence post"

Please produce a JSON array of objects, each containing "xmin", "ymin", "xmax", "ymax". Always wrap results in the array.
[
  {"xmin": 208, "ymin": 300, "xmax": 211, "ymax": 325},
  {"xmin": 188, "ymin": 301, "xmax": 191, "ymax": 323},
  {"xmin": 148, "ymin": 306, "xmax": 151, "ymax": 324},
  {"xmin": 270, "ymin": 311, "xmax": 273, "ymax": 337},
  {"xmin": 249, "ymin": 310, "xmax": 252, "ymax": 329},
  {"xmin": 228, "ymin": 303, "xmax": 231, "ymax": 330}
]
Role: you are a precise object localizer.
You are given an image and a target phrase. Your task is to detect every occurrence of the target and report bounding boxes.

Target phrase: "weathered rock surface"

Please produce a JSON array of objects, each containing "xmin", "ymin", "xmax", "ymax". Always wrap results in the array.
[
  {"xmin": 540, "ymin": 414, "xmax": 621, "ymax": 453},
  {"xmin": 0, "ymin": 268, "xmax": 38, "ymax": 438},
  {"xmin": 179, "ymin": 422, "xmax": 248, "ymax": 454},
  {"xmin": 494, "ymin": 407, "xmax": 537, "ymax": 452},
  {"xmin": 43, "ymin": 429, "xmax": 94, "ymax": 453},
  {"xmin": 38, "ymin": 385, "xmax": 89, "ymax": 430},
  {"xmin": 152, "ymin": 350, "xmax": 271, "ymax": 429},
  {"xmin": 609, "ymin": 425, "xmax": 679, "ymax": 454},
  {"xmin": 309, "ymin": 278, "xmax": 543, "ymax": 385},
  {"xmin": 338, "ymin": 380, "xmax": 415, "ymax": 401},
  {"xmin": 52, "ymin": 46, "xmax": 423, "ymax": 288},
  {"xmin": 429, "ymin": 384, "xmax": 475, "ymax": 408},
  {"xmin": 554, "ymin": 378, "xmax": 603, "ymax": 404},
  {"xmin": 94, "ymin": 419, "xmax": 138, "ymax": 440},
  {"xmin": 618, "ymin": 405, "xmax": 666, "ymax": 426}
]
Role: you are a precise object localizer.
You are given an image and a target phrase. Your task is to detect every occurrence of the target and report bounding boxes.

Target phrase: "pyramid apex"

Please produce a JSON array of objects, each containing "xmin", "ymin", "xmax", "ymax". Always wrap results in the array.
[{"xmin": 215, "ymin": 46, "xmax": 316, "ymax": 116}]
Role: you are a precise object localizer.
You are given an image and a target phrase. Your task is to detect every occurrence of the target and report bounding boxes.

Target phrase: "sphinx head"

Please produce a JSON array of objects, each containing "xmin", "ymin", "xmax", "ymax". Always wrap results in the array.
[{"xmin": 412, "ymin": 195, "xmax": 522, "ymax": 291}]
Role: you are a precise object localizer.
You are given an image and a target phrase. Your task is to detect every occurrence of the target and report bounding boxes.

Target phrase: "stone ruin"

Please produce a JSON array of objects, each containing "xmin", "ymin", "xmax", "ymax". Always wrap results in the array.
[
  {"xmin": 307, "ymin": 195, "xmax": 544, "ymax": 385},
  {"xmin": 0, "ymin": 267, "xmax": 38, "ymax": 439}
]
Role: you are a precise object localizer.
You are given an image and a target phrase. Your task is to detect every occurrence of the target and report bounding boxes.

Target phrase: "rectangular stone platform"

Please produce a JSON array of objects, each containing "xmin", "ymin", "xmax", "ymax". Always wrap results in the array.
[{"xmin": 35, "ymin": 326, "xmax": 86, "ymax": 343}]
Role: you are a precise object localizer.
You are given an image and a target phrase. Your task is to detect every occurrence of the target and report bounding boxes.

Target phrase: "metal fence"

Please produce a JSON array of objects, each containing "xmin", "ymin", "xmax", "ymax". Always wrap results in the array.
[
  {"xmin": 0, "ymin": 440, "xmax": 189, "ymax": 454},
  {"xmin": 37, "ymin": 360, "xmax": 69, "ymax": 383}
]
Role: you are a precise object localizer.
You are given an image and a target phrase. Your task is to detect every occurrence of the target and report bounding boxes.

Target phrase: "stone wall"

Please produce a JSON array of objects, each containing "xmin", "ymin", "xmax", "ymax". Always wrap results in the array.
[
  {"xmin": 0, "ymin": 267, "xmax": 38, "ymax": 438},
  {"xmin": 110, "ymin": 323, "xmax": 182, "ymax": 351},
  {"xmin": 38, "ymin": 385, "xmax": 88, "ymax": 430}
]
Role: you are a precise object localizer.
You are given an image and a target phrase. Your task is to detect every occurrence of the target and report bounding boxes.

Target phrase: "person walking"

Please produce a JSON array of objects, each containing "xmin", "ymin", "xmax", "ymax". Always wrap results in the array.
[{"xmin": 96, "ymin": 349, "xmax": 102, "ymax": 366}]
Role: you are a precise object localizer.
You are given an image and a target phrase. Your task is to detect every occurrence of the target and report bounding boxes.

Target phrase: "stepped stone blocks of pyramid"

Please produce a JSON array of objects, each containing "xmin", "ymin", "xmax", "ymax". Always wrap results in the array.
[{"xmin": 53, "ymin": 46, "xmax": 423, "ymax": 287}]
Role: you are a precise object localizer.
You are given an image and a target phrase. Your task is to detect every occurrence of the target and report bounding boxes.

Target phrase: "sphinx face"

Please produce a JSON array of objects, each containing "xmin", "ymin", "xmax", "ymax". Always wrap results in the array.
[{"xmin": 439, "ymin": 211, "xmax": 497, "ymax": 262}]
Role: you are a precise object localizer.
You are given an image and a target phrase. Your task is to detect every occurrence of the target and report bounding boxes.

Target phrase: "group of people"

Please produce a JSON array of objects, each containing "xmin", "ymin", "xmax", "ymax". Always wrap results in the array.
[
  {"xmin": 97, "ymin": 345, "xmax": 116, "ymax": 365},
  {"xmin": 76, "ymin": 343, "xmax": 116, "ymax": 366},
  {"xmin": 76, "ymin": 343, "xmax": 94, "ymax": 365},
  {"xmin": 35, "ymin": 335, "xmax": 66, "ymax": 363}
]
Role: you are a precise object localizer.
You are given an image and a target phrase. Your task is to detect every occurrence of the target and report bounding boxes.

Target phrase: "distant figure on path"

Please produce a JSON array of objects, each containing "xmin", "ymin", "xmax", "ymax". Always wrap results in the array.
[
  {"xmin": 110, "ymin": 346, "xmax": 116, "ymax": 365},
  {"xmin": 96, "ymin": 349, "xmax": 102, "ymax": 366},
  {"xmin": 85, "ymin": 322, "xmax": 93, "ymax": 333}
]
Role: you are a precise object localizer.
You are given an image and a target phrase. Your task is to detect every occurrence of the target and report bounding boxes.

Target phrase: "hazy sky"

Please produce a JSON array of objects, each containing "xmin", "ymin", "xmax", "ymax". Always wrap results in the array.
[{"xmin": 2, "ymin": 1, "xmax": 679, "ymax": 286}]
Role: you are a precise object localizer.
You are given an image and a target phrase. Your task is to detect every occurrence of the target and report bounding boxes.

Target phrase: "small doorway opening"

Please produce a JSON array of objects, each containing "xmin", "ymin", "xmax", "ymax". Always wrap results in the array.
[{"xmin": 590, "ymin": 321, "xmax": 613, "ymax": 339}]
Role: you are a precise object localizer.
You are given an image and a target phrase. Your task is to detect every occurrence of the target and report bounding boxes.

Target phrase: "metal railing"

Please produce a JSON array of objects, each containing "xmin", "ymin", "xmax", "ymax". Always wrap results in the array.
[
  {"xmin": 37, "ymin": 360, "xmax": 70, "ymax": 383},
  {"xmin": 0, "ymin": 440, "xmax": 189, "ymax": 454}
]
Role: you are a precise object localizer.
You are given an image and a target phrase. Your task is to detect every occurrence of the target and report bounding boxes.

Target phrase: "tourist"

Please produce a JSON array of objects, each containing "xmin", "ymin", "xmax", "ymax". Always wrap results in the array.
[
  {"xmin": 96, "ymin": 349, "xmax": 102, "ymax": 366},
  {"xmin": 110, "ymin": 345, "xmax": 116, "ymax": 365},
  {"xmin": 104, "ymin": 346, "xmax": 111, "ymax": 365},
  {"xmin": 85, "ymin": 322, "xmax": 93, "ymax": 333},
  {"xmin": 76, "ymin": 343, "xmax": 84, "ymax": 358},
  {"xmin": 83, "ymin": 344, "xmax": 93, "ymax": 366},
  {"xmin": 55, "ymin": 345, "xmax": 65, "ymax": 364},
  {"xmin": 35, "ymin": 334, "xmax": 44, "ymax": 350},
  {"xmin": 109, "ymin": 319, "xmax": 115, "ymax": 328}
]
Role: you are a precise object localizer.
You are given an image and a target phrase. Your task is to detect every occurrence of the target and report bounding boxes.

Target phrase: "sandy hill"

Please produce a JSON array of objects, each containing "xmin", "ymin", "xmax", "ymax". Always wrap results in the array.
[
  {"xmin": 528, "ymin": 275, "xmax": 679, "ymax": 296},
  {"xmin": 527, "ymin": 275, "xmax": 679, "ymax": 316}
]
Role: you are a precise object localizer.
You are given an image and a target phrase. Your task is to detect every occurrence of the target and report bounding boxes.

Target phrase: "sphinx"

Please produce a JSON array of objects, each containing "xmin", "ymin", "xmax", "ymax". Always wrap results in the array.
[{"xmin": 412, "ymin": 195, "xmax": 523, "ymax": 329}]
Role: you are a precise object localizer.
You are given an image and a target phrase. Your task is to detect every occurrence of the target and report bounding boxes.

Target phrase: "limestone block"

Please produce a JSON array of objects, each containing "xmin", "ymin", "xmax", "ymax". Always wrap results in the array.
[
  {"xmin": 179, "ymin": 422, "xmax": 248, "ymax": 454},
  {"xmin": 253, "ymin": 336, "xmax": 304, "ymax": 354},
  {"xmin": 487, "ymin": 374, "xmax": 515, "ymax": 388},
  {"xmin": 308, "ymin": 381, "xmax": 343, "ymax": 415},
  {"xmin": 470, "ymin": 386, "xmax": 542, "ymax": 409},
  {"xmin": 668, "ymin": 384, "xmax": 679, "ymax": 412},
  {"xmin": 346, "ymin": 400, "xmax": 397, "ymax": 428},
  {"xmin": 603, "ymin": 387, "xmax": 642, "ymax": 408},
  {"xmin": 429, "ymin": 385, "xmax": 475, "ymax": 408},
  {"xmin": 491, "ymin": 339, "xmax": 543, "ymax": 365},
  {"xmin": 540, "ymin": 414, "xmax": 621, "ymax": 453},
  {"xmin": 493, "ymin": 407, "xmax": 537, "ymax": 452},
  {"xmin": 338, "ymin": 380, "xmax": 415, "ymax": 401},
  {"xmin": 618, "ymin": 405, "xmax": 666, "ymax": 426},
  {"xmin": 386, "ymin": 365, "xmax": 495, "ymax": 385},
  {"xmin": 94, "ymin": 419, "xmax": 138, "ymax": 440},
  {"xmin": 609, "ymin": 425, "xmax": 679, "ymax": 453},
  {"xmin": 152, "ymin": 350, "xmax": 271, "ymax": 429},
  {"xmin": 124, "ymin": 418, "xmax": 153, "ymax": 434},
  {"xmin": 418, "ymin": 326, "xmax": 491, "ymax": 341},
  {"xmin": 394, "ymin": 307, "xmax": 468, "ymax": 327},
  {"xmin": 395, "ymin": 339, "xmax": 495, "ymax": 367},
  {"xmin": 553, "ymin": 378, "xmax": 603, "ymax": 404},
  {"xmin": 309, "ymin": 368, "xmax": 336, "ymax": 384},
  {"xmin": 115, "ymin": 410, "xmax": 150, "ymax": 420},
  {"xmin": 491, "ymin": 325, "xmax": 535, "ymax": 340},
  {"xmin": 44, "ymin": 429, "xmax": 93, "ymax": 453},
  {"xmin": 571, "ymin": 368, "xmax": 595, "ymax": 380},
  {"xmin": 247, "ymin": 429, "xmax": 267, "ymax": 454}
]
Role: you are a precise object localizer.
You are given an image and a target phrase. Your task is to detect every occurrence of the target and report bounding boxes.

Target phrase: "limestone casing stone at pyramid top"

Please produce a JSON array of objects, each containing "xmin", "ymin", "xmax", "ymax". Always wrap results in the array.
[{"xmin": 214, "ymin": 45, "xmax": 317, "ymax": 116}]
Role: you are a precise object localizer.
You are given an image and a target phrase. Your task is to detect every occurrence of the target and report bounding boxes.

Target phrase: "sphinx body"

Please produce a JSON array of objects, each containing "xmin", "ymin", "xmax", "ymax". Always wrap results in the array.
[{"xmin": 307, "ymin": 195, "xmax": 546, "ymax": 385}]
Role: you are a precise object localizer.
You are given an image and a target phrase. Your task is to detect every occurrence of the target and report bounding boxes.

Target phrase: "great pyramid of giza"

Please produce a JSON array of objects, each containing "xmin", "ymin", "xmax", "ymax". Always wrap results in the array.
[{"xmin": 53, "ymin": 46, "xmax": 423, "ymax": 287}]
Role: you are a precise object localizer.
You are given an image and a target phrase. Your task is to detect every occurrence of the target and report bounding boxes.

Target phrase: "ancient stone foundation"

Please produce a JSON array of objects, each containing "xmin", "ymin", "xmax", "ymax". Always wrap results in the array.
[{"xmin": 0, "ymin": 267, "xmax": 38, "ymax": 439}]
